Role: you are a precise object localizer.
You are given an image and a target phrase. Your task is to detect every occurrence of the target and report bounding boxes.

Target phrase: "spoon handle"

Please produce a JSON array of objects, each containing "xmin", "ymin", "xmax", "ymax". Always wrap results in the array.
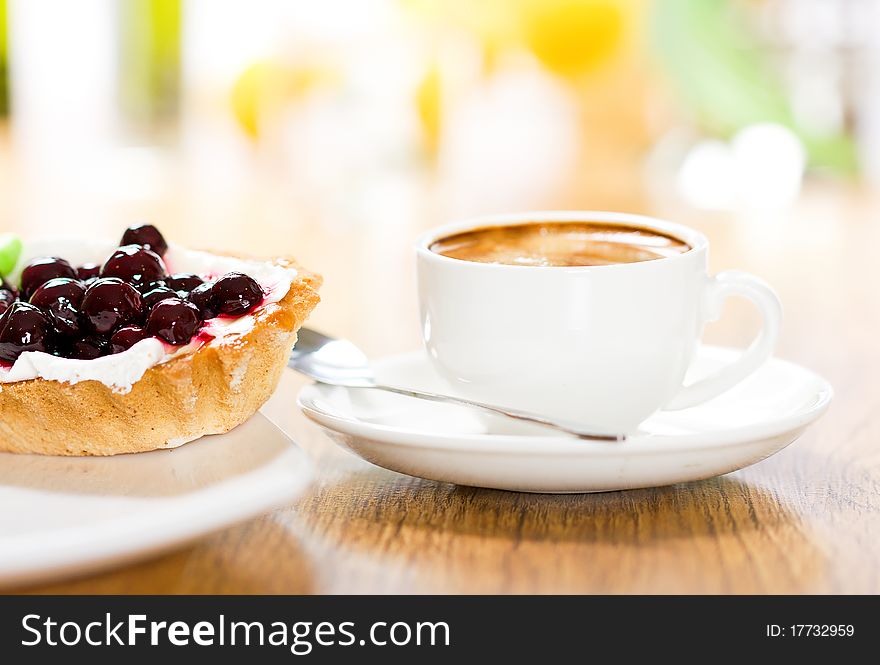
[{"xmin": 373, "ymin": 384, "xmax": 625, "ymax": 442}]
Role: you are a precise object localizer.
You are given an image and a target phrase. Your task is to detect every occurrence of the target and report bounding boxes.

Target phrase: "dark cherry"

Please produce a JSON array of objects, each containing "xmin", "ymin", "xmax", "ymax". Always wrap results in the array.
[
  {"xmin": 30, "ymin": 277, "xmax": 87, "ymax": 337},
  {"xmin": 0, "ymin": 302, "xmax": 56, "ymax": 363},
  {"xmin": 80, "ymin": 278, "xmax": 143, "ymax": 335},
  {"xmin": 101, "ymin": 245, "xmax": 166, "ymax": 285},
  {"xmin": 50, "ymin": 303, "xmax": 82, "ymax": 336},
  {"xmin": 120, "ymin": 224, "xmax": 168, "ymax": 257},
  {"xmin": 1, "ymin": 280, "xmax": 18, "ymax": 317},
  {"xmin": 20, "ymin": 257, "xmax": 77, "ymax": 300},
  {"xmin": 134, "ymin": 279, "xmax": 166, "ymax": 295},
  {"xmin": 187, "ymin": 282, "xmax": 217, "ymax": 319},
  {"xmin": 0, "ymin": 289, "xmax": 15, "ymax": 316},
  {"xmin": 110, "ymin": 325, "xmax": 148, "ymax": 354},
  {"xmin": 141, "ymin": 285, "xmax": 178, "ymax": 311},
  {"xmin": 165, "ymin": 273, "xmax": 203, "ymax": 294},
  {"xmin": 210, "ymin": 272, "xmax": 263, "ymax": 316},
  {"xmin": 69, "ymin": 335, "xmax": 111, "ymax": 360},
  {"xmin": 145, "ymin": 298, "xmax": 201, "ymax": 345},
  {"xmin": 76, "ymin": 263, "xmax": 101, "ymax": 281},
  {"xmin": 29, "ymin": 277, "xmax": 86, "ymax": 310}
]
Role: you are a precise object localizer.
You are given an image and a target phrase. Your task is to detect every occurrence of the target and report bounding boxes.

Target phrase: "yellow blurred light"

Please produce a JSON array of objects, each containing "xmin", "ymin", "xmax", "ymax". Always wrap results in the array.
[
  {"xmin": 230, "ymin": 60, "xmax": 338, "ymax": 140},
  {"xmin": 399, "ymin": 0, "xmax": 627, "ymax": 79},
  {"xmin": 231, "ymin": 61, "xmax": 285, "ymax": 139},
  {"xmin": 522, "ymin": 0, "xmax": 624, "ymax": 78},
  {"xmin": 415, "ymin": 61, "xmax": 443, "ymax": 157}
]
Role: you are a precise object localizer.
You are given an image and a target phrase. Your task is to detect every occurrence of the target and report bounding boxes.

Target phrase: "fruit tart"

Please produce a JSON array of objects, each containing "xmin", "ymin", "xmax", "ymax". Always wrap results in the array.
[{"xmin": 0, "ymin": 224, "xmax": 320, "ymax": 455}]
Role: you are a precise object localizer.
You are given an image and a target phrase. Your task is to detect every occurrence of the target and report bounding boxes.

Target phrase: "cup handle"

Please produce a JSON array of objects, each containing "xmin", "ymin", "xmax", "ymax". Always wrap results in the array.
[{"xmin": 665, "ymin": 270, "xmax": 782, "ymax": 410}]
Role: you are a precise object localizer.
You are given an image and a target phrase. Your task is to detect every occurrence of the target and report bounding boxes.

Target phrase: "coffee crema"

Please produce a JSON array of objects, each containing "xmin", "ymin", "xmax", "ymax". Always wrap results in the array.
[{"xmin": 430, "ymin": 221, "xmax": 691, "ymax": 267}]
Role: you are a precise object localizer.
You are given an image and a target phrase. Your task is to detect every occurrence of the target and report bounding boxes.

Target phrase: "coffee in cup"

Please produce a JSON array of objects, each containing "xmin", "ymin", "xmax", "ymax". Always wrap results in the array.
[{"xmin": 429, "ymin": 221, "xmax": 691, "ymax": 267}]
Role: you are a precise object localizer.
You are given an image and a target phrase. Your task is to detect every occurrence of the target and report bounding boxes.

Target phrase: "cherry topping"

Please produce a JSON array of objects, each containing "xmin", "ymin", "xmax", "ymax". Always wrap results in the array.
[
  {"xmin": 110, "ymin": 325, "xmax": 148, "ymax": 354},
  {"xmin": 211, "ymin": 272, "xmax": 263, "ymax": 316},
  {"xmin": 134, "ymin": 279, "xmax": 166, "ymax": 295},
  {"xmin": 165, "ymin": 273, "xmax": 203, "ymax": 294},
  {"xmin": 101, "ymin": 245, "xmax": 166, "ymax": 285},
  {"xmin": 69, "ymin": 335, "xmax": 111, "ymax": 360},
  {"xmin": 0, "ymin": 225, "xmax": 264, "ymax": 363},
  {"xmin": 0, "ymin": 289, "xmax": 15, "ymax": 316},
  {"xmin": 51, "ymin": 304, "xmax": 83, "ymax": 336},
  {"xmin": 141, "ymin": 285, "xmax": 178, "ymax": 311},
  {"xmin": 80, "ymin": 278, "xmax": 143, "ymax": 334},
  {"xmin": 145, "ymin": 298, "xmax": 201, "ymax": 345},
  {"xmin": 121, "ymin": 224, "xmax": 168, "ymax": 257},
  {"xmin": 30, "ymin": 277, "xmax": 85, "ymax": 309},
  {"xmin": 20, "ymin": 257, "xmax": 77, "ymax": 300},
  {"xmin": 0, "ymin": 302, "xmax": 56, "ymax": 363},
  {"xmin": 77, "ymin": 263, "xmax": 101, "ymax": 281},
  {"xmin": 187, "ymin": 282, "xmax": 217, "ymax": 319},
  {"xmin": 30, "ymin": 277, "xmax": 87, "ymax": 337}
]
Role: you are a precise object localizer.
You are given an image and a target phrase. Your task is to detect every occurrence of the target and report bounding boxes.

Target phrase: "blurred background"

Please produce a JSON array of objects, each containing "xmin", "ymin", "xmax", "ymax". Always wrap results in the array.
[{"xmin": 0, "ymin": 0, "xmax": 877, "ymax": 353}]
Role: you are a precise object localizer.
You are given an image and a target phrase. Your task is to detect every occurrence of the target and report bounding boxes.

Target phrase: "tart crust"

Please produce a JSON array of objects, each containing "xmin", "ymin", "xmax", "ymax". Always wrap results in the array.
[{"xmin": 0, "ymin": 258, "xmax": 320, "ymax": 456}]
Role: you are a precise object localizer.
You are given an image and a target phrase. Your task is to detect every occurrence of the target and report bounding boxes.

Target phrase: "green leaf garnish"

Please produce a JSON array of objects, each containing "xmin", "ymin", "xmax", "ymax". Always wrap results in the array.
[{"xmin": 0, "ymin": 233, "xmax": 23, "ymax": 278}]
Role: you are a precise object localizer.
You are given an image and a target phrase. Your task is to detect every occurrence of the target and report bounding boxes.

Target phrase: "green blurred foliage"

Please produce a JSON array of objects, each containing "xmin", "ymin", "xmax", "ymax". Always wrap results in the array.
[
  {"xmin": 119, "ymin": 0, "xmax": 181, "ymax": 131},
  {"xmin": 651, "ymin": 0, "xmax": 858, "ymax": 175},
  {"xmin": 0, "ymin": 233, "xmax": 22, "ymax": 277}
]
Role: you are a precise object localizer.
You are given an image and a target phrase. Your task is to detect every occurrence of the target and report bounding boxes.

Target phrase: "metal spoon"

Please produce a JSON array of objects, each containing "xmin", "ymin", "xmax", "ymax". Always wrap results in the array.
[{"xmin": 289, "ymin": 328, "xmax": 625, "ymax": 442}]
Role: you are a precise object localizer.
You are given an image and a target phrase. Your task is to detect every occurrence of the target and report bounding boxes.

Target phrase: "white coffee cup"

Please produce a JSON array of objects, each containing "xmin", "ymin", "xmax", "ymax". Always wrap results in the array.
[{"xmin": 416, "ymin": 211, "xmax": 782, "ymax": 433}]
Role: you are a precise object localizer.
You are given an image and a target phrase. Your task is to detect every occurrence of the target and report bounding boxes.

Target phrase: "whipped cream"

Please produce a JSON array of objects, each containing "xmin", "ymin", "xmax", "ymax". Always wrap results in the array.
[{"xmin": 0, "ymin": 236, "xmax": 297, "ymax": 393}]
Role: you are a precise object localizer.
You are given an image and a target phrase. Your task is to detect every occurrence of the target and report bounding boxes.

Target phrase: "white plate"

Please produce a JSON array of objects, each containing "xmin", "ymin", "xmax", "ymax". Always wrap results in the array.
[
  {"xmin": 298, "ymin": 347, "xmax": 832, "ymax": 493},
  {"xmin": 0, "ymin": 413, "xmax": 311, "ymax": 588}
]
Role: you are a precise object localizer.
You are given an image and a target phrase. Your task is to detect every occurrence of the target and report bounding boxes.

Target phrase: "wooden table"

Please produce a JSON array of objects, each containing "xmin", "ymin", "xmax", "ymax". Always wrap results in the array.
[{"xmin": 14, "ymin": 183, "xmax": 880, "ymax": 594}]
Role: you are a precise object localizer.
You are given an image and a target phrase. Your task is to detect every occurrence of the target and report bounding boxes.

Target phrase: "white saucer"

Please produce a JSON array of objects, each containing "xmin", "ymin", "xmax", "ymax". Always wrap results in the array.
[
  {"xmin": 0, "ymin": 413, "xmax": 311, "ymax": 588},
  {"xmin": 298, "ymin": 347, "xmax": 832, "ymax": 493}
]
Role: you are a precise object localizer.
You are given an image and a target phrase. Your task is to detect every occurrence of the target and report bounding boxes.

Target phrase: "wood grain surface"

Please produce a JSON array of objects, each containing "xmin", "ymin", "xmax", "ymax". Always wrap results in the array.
[{"xmin": 9, "ymin": 185, "xmax": 880, "ymax": 594}]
